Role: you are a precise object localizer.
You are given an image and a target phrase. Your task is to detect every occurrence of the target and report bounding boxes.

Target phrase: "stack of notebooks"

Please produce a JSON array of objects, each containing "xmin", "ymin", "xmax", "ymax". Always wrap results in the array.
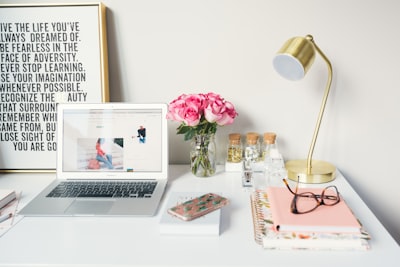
[
  {"xmin": 250, "ymin": 187, "xmax": 371, "ymax": 250},
  {"xmin": 0, "ymin": 190, "xmax": 16, "ymax": 210},
  {"xmin": 0, "ymin": 189, "xmax": 21, "ymax": 237}
]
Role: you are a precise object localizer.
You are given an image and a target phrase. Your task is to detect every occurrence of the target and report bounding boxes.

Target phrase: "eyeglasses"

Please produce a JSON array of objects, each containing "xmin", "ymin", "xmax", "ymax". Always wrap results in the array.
[{"xmin": 282, "ymin": 177, "xmax": 340, "ymax": 214}]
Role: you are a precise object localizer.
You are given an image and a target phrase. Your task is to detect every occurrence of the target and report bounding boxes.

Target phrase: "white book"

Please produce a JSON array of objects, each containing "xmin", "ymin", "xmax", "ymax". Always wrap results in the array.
[
  {"xmin": 0, "ymin": 189, "xmax": 16, "ymax": 210},
  {"xmin": 159, "ymin": 192, "xmax": 221, "ymax": 236}
]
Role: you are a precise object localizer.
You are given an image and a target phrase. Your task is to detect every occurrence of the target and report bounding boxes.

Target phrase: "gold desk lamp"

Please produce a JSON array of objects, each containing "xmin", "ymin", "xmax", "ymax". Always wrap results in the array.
[{"xmin": 273, "ymin": 35, "xmax": 336, "ymax": 183}]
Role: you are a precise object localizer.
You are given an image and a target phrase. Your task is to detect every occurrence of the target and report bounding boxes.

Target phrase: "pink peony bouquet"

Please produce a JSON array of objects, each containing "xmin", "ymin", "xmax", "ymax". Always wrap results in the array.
[{"xmin": 166, "ymin": 92, "xmax": 238, "ymax": 141}]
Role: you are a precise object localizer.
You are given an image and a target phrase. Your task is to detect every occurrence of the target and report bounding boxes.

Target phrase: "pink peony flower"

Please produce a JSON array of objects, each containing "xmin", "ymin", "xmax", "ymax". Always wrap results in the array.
[
  {"xmin": 215, "ymin": 101, "xmax": 237, "ymax": 125},
  {"xmin": 166, "ymin": 92, "xmax": 238, "ymax": 140}
]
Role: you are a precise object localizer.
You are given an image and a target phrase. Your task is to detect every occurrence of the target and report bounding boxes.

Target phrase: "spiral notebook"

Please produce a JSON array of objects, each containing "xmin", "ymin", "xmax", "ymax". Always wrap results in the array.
[{"xmin": 250, "ymin": 190, "xmax": 370, "ymax": 250}]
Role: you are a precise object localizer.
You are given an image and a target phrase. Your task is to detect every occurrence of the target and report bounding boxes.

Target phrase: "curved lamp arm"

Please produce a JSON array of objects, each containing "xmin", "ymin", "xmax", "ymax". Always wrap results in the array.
[{"xmin": 306, "ymin": 35, "xmax": 333, "ymax": 174}]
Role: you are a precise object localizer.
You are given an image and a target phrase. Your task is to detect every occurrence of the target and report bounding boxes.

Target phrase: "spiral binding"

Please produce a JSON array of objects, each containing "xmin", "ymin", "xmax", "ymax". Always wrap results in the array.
[{"xmin": 250, "ymin": 191, "xmax": 265, "ymax": 245}]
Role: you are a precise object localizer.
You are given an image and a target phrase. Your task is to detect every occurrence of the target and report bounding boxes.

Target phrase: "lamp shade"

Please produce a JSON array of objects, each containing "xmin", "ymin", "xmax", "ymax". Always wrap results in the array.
[{"xmin": 273, "ymin": 36, "xmax": 316, "ymax": 81}]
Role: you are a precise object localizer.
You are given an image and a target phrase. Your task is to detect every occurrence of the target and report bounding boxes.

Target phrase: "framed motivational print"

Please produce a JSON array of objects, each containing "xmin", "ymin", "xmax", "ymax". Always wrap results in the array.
[{"xmin": 0, "ymin": 3, "xmax": 109, "ymax": 172}]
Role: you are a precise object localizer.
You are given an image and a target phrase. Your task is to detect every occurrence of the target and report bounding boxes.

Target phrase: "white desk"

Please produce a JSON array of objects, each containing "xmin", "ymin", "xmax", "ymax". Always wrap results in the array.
[{"xmin": 0, "ymin": 165, "xmax": 399, "ymax": 267}]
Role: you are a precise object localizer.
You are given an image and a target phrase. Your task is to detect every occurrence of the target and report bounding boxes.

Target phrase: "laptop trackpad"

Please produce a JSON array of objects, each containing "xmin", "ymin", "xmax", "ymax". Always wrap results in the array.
[{"xmin": 65, "ymin": 200, "xmax": 115, "ymax": 215}]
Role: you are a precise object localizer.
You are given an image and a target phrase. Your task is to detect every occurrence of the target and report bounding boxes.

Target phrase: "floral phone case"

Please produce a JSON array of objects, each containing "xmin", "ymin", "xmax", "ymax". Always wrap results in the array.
[{"xmin": 167, "ymin": 193, "xmax": 229, "ymax": 221}]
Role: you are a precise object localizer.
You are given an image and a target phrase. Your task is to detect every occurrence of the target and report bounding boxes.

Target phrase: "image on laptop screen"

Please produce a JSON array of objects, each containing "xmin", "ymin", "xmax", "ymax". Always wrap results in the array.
[{"xmin": 61, "ymin": 107, "xmax": 163, "ymax": 173}]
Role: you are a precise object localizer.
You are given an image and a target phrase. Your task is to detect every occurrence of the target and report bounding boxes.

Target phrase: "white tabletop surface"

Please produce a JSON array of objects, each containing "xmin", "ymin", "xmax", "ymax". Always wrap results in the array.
[{"xmin": 0, "ymin": 165, "xmax": 399, "ymax": 267}]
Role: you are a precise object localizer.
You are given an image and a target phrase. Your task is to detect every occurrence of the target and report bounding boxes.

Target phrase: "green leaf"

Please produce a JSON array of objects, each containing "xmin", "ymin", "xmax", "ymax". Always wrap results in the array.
[
  {"xmin": 176, "ymin": 125, "xmax": 190, "ymax": 134},
  {"xmin": 176, "ymin": 121, "xmax": 218, "ymax": 141},
  {"xmin": 184, "ymin": 128, "xmax": 196, "ymax": 141}
]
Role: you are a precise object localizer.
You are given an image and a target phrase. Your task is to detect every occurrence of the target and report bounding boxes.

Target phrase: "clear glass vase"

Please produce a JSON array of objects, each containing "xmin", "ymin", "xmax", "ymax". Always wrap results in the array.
[{"xmin": 190, "ymin": 134, "xmax": 216, "ymax": 177}]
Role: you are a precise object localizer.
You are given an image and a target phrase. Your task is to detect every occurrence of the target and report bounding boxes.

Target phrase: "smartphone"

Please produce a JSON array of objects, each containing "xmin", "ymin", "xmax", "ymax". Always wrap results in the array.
[{"xmin": 167, "ymin": 193, "xmax": 229, "ymax": 221}]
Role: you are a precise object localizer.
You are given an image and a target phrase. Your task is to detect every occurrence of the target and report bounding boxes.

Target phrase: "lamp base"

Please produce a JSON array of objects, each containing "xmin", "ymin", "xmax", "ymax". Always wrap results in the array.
[{"xmin": 285, "ymin": 159, "xmax": 336, "ymax": 184}]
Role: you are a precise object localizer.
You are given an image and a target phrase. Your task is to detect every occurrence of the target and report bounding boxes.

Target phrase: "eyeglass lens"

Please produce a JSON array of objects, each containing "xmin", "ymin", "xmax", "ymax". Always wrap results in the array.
[{"xmin": 293, "ymin": 186, "xmax": 340, "ymax": 214}]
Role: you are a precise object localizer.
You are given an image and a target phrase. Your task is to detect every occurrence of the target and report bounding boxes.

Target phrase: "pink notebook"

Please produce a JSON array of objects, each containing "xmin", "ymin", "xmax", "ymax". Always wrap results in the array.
[{"xmin": 266, "ymin": 187, "xmax": 361, "ymax": 233}]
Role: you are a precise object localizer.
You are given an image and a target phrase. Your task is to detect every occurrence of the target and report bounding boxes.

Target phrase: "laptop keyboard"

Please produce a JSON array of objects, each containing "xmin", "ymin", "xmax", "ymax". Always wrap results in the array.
[{"xmin": 46, "ymin": 181, "xmax": 157, "ymax": 198}]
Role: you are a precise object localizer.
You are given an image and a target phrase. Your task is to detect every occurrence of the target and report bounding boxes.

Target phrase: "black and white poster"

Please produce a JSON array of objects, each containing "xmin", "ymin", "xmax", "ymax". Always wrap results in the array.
[{"xmin": 0, "ymin": 3, "xmax": 109, "ymax": 171}]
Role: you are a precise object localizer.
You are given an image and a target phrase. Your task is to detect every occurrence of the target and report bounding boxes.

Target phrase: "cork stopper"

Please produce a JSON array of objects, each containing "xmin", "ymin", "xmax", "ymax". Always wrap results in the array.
[
  {"xmin": 263, "ymin": 132, "xmax": 276, "ymax": 144},
  {"xmin": 229, "ymin": 133, "xmax": 241, "ymax": 145},
  {"xmin": 246, "ymin": 132, "xmax": 259, "ymax": 145}
]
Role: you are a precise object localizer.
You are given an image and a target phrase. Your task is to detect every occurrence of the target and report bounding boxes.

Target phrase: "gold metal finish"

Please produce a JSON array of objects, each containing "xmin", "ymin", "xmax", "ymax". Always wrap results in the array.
[
  {"xmin": 285, "ymin": 159, "xmax": 336, "ymax": 184},
  {"xmin": 277, "ymin": 36, "xmax": 316, "ymax": 76},
  {"xmin": 98, "ymin": 2, "xmax": 110, "ymax": 102},
  {"xmin": 274, "ymin": 35, "xmax": 336, "ymax": 183}
]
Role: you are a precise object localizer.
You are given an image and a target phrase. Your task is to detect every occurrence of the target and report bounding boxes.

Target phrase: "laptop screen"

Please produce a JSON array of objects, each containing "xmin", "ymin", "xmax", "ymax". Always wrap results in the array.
[{"xmin": 57, "ymin": 103, "xmax": 168, "ymax": 179}]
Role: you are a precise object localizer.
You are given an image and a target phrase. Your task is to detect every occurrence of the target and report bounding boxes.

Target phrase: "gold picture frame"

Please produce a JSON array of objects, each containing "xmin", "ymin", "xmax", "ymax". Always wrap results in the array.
[{"xmin": 0, "ymin": 3, "xmax": 109, "ymax": 172}]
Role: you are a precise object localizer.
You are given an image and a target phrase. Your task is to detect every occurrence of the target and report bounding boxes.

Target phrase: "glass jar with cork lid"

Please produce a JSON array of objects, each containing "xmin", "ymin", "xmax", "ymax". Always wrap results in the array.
[
  {"xmin": 261, "ymin": 132, "xmax": 277, "ymax": 161},
  {"xmin": 227, "ymin": 133, "xmax": 242, "ymax": 163},
  {"xmin": 244, "ymin": 132, "xmax": 260, "ymax": 163}
]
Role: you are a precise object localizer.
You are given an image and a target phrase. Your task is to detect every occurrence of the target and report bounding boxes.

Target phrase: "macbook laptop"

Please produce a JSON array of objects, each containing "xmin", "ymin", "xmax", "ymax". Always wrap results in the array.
[{"xmin": 19, "ymin": 103, "xmax": 169, "ymax": 216}]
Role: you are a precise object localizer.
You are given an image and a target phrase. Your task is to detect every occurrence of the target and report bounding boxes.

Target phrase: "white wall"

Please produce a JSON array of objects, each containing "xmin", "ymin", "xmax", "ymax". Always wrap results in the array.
[{"xmin": 3, "ymin": 0, "xmax": 399, "ymax": 245}]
